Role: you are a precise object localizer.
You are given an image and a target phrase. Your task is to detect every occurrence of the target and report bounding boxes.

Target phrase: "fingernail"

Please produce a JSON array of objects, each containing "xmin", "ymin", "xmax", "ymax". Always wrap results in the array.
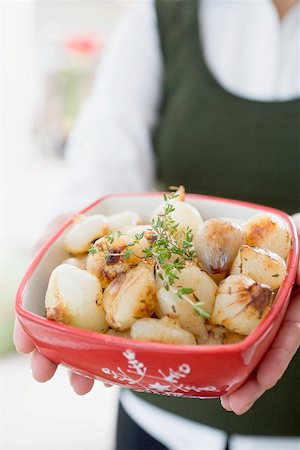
[
  {"xmin": 235, "ymin": 400, "xmax": 255, "ymax": 415},
  {"xmin": 220, "ymin": 397, "xmax": 232, "ymax": 411}
]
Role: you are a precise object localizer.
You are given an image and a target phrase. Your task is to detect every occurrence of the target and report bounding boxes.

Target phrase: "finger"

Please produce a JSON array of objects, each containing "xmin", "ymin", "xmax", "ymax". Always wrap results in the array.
[
  {"xmin": 68, "ymin": 371, "xmax": 94, "ymax": 395},
  {"xmin": 257, "ymin": 323, "xmax": 300, "ymax": 388},
  {"xmin": 284, "ymin": 287, "xmax": 300, "ymax": 322},
  {"xmin": 220, "ymin": 395, "xmax": 232, "ymax": 411},
  {"xmin": 292, "ymin": 213, "xmax": 300, "ymax": 286},
  {"xmin": 221, "ymin": 289, "xmax": 300, "ymax": 414},
  {"xmin": 13, "ymin": 320, "xmax": 35, "ymax": 354},
  {"xmin": 296, "ymin": 260, "xmax": 300, "ymax": 287},
  {"xmin": 31, "ymin": 349, "xmax": 58, "ymax": 382},
  {"xmin": 256, "ymin": 289, "xmax": 300, "ymax": 386},
  {"xmin": 222, "ymin": 376, "xmax": 266, "ymax": 415}
]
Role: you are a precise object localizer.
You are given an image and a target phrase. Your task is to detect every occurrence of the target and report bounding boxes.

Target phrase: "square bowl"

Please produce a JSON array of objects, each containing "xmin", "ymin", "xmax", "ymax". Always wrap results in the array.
[{"xmin": 15, "ymin": 193, "xmax": 299, "ymax": 398}]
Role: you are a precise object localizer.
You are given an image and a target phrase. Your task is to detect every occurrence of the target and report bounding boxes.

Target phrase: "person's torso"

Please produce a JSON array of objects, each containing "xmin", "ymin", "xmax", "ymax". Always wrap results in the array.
[
  {"xmin": 154, "ymin": 0, "xmax": 300, "ymax": 214},
  {"xmin": 134, "ymin": 0, "xmax": 300, "ymax": 436}
]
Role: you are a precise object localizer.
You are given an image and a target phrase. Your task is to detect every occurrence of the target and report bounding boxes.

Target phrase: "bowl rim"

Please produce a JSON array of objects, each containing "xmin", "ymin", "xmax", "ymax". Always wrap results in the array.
[{"xmin": 15, "ymin": 192, "xmax": 299, "ymax": 356}]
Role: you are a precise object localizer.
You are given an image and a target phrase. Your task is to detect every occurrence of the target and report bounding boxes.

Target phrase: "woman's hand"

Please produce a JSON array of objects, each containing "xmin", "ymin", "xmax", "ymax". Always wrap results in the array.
[
  {"xmin": 220, "ymin": 212, "xmax": 300, "ymax": 414},
  {"xmin": 13, "ymin": 213, "xmax": 96, "ymax": 395},
  {"xmin": 221, "ymin": 287, "xmax": 300, "ymax": 414},
  {"xmin": 13, "ymin": 320, "xmax": 95, "ymax": 394},
  {"xmin": 294, "ymin": 213, "xmax": 300, "ymax": 286}
]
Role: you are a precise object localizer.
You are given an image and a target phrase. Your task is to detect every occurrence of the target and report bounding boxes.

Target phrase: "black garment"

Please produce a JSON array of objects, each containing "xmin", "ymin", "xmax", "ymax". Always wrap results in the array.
[
  {"xmin": 115, "ymin": 401, "xmax": 230, "ymax": 450},
  {"xmin": 133, "ymin": 0, "xmax": 300, "ymax": 436},
  {"xmin": 115, "ymin": 402, "xmax": 168, "ymax": 450},
  {"xmin": 153, "ymin": 0, "xmax": 300, "ymax": 215}
]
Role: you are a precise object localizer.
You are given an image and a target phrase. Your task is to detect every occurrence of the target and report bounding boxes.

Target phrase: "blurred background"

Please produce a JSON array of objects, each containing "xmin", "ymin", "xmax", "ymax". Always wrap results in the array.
[{"xmin": 0, "ymin": 1, "xmax": 136, "ymax": 448}]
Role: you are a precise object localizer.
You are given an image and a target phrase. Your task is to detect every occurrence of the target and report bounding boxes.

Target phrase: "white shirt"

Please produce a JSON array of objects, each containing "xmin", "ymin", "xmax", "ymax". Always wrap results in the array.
[{"xmin": 59, "ymin": 1, "xmax": 300, "ymax": 448}]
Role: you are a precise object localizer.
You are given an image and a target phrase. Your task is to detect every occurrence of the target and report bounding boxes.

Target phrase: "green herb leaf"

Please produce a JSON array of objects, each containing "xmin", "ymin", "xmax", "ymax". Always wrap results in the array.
[
  {"xmin": 88, "ymin": 244, "xmax": 98, "ymax": 255},
  {"xmin": 123, "ymin": 248, "xmax": 134, "ymax": 259},
  {"xmin": 193, "ymin": 302, "xmax": 210, "ymax": 319},
  {"xmin": 177, "ymin": 287, "xmax": 194, "ymax": 298},
  {"xmin": 101, "ymin": 191, "xmax": 198, "ymax": 316}
]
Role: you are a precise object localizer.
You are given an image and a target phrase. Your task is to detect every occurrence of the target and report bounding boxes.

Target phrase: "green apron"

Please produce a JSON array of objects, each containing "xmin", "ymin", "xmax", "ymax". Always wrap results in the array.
[{"xmin": 133, "ymin": 0, "xmax": 300, "ymax": 436}]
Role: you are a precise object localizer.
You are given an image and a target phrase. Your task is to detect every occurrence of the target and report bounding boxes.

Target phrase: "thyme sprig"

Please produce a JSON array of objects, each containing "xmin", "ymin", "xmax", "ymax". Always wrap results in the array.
[
  {"xmin": 88, "ymin": 191, "xmax": 210, "ymax": 319},
  {"xmin": 148, "ymin": 193, "xmax": 208, "ymax": 318},
  {"xmin": 88, "ymin": 243, "xmax": 98, "ymax": 255}
]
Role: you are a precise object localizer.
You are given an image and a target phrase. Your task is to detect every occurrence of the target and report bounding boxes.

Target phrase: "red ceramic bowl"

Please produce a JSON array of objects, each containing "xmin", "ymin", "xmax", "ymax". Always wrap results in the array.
[{"xmin": 15, "ymin": 193, "xmax": 299, "ymax": 398}]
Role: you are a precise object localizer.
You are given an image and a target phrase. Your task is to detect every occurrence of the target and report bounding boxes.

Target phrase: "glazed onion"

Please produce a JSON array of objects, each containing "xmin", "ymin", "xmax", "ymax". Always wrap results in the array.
[
  {"xmin": 230, "ymin": 245, "xmax": 287, "ymax": 289},
  {"xmin": 194, "ymin": 218, "xmax": 246, "ymax": 274},
  {"xmin": 45, "ymin": 264, "xmax": 106, "ymax": 332},
  {"xmin": 156, "ymin": 287, "xmax": 208, "ymax": 340},
  {"xmin": 131, "ymin": 316, "xmax": 197, "ymax": 345},
  {"xmin": 86, "ymin": 226, "xmax": 151, "ymax": 288},
  {"xmin": 64, "ymin": 214, "xmax": 108, "ymax": 254},
  {"xmin": 151, "ymin": 194, "xmax": 203, "ymax": 237},
  {"xmin": 102, "ymin": 262, "xmax": 157, "ymax": 331},
  {"xmin": 244, "ymin": 213, "xmax": 291, "ymax": 260},
  {"xmin": 210, "ymin": 275, "xmax": 274, "ymax": 335},
  {"xmin": 107, "ymin": 211, "xmax": 142, "ymax": 232}
]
